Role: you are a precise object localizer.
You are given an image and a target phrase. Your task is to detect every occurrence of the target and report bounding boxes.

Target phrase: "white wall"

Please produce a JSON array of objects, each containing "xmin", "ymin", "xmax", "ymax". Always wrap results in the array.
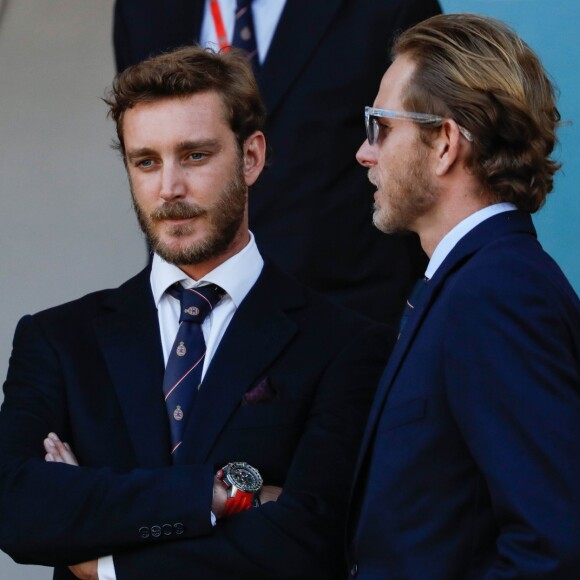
[{"xmin": 0, "ymin": 1, "xmax": 145, "ymax": 577}]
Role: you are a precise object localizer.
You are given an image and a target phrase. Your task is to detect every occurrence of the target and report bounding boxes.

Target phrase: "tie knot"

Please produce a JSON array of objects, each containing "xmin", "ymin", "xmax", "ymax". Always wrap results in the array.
[
  {"xmin": 236, "ymin": 0, "xmax": 253, "ymax": 10},
  {"xmin": 167, "ymin": 284, "xmax": 224, "ymax": 323}
]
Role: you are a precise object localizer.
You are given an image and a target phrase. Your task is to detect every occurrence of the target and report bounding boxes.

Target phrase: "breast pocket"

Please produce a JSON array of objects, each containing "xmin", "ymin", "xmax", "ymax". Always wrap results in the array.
[
  {"xmin": 378, "ymin": 397, "xmax": 427, "ymax": 433},
  {"xmin": 225, "ymin": 400, "xmax": 306, "ymax": 431}
]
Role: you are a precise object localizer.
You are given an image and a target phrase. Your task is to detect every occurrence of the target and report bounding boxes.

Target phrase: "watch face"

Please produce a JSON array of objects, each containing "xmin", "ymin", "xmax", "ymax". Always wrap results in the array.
[{"xmin": 226, "ymin": 462, "xmax": 263, "ymax": 493}]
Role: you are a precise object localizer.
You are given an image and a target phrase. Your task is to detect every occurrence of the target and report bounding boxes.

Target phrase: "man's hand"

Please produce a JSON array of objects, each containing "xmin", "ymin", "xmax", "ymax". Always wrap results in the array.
[
  {"xmin": 44, "ymin": 432, "xmax": 79, "ymax": 466},
  {"xmin": 44, "ymin": 434, "xmax": 97, "ymax": 579},
  {"xmin": 259, "ymin": 485, "xmax": 283, "ymax": 504},
  {"xmin": 44, "ymin": 434, "xmax": 283, "ymax": 571},
  {"xmin": 212, "ymin": 476, "xmax": 228, "ymax": 518},
  {"xmin": 212, "ymin": 478, "xmax": 283, "ymax": 519},
  {"xmin": 68, "ymin": 561, "xmax": 98, "ymax": 580}
]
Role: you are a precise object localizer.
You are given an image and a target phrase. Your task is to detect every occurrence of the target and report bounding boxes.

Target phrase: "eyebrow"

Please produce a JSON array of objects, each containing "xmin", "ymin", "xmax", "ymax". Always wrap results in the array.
[
  {"xmin": 177, "ymin": 139, "xmax": 221, "ymax": 152},
  {"xmin": 126, "ymin": 139, "xmax": 222, "ymax": 162},
  {"xmin": 126, "ymin": 148, "xmax": 156, "ymax": 162}
]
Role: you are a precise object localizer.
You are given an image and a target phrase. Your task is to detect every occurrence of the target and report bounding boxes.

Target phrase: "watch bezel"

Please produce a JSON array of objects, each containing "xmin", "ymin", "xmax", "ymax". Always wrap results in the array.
[{"xmin": 221, "ymin": 462, "xmax": 263, "ymax": 493}]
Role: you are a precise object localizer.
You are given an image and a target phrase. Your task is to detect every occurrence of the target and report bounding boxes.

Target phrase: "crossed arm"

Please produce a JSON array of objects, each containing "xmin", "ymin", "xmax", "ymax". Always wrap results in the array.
[
  {"xmin": 0, "ymin": 313, "xmax": 391, "ymax": 578},
  {"xmin": 44, "ymin": 435, "xmax": 96, "ymax": 580},
  {"xmin": 44, "ymin": 433, "xmax": 282, "ymax": 580}
]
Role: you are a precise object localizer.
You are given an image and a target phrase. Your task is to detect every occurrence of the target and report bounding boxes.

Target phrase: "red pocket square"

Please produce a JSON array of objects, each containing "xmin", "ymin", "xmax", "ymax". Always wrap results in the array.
[{"xmin": 242, "ymin": 377, "xmax": 278, "ymax": 405}]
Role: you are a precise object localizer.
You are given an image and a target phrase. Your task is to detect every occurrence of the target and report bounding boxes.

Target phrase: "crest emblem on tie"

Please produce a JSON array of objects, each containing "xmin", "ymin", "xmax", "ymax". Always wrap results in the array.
[
  {"xmin": 173, "ymin": 405, "xmax": 184, "ymax": 421},
  {"xmin": 184, "ymin": 306, "xmax": 200, "ymax": 316},
  {"xmin": 176, "ymin": 341, "xmax": 187, "ymax": 356}
]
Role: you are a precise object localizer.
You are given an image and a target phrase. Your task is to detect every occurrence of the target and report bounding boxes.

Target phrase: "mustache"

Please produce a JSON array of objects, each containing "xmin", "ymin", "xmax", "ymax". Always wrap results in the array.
[
  {"xmin": 367, "ymin": 171, "xmax": 378, "ymax": 187},
  {"xmin": 150, "ymin": 202, "xmax": 206, "ymax": 221}
]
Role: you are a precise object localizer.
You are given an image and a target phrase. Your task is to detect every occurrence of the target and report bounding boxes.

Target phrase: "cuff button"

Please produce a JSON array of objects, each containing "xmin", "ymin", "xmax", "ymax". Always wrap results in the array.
[
  {"xmin": 151, "ymin": 525, "xmax": 162, "ymax": 538},
  {"xmin": 174, "ymin": 522, "xmax": 184, "ymax": 535},
  {"xmin": 138, "ymin": 526, "xmax": 150, "ymax": 539}
]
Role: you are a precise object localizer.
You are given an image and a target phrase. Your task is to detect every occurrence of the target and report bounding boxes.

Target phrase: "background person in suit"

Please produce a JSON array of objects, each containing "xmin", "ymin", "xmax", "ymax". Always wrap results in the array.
[
  {"xmin": 113, "ymin": 0, "xmax": 442, "ymax": 325},
  {"xmin": 0, "ymin": 46, "xmax": 392, "ymax": 580},
  {"xmin": 347, "ymin": 13, "xmax": 580, "ymax": 579}
]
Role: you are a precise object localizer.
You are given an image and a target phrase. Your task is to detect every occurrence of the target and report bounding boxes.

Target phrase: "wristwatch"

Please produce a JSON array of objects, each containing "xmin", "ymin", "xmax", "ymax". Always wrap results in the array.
[{"xmin": 216, "ymin": 462, "xmax": 263, "ymax": 517}]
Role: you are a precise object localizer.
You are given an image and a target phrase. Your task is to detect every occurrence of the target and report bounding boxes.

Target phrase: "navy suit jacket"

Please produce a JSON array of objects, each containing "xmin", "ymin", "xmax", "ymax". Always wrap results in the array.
[
  {"xmin": 347, "ymin": 211, "xmax": 580, "ymax": 579},
  {"xmin": 113, "ymin": 0, "xmax": 441, "ymax": 324},
  {"xmin": 0, "ymin": 261, "xmax": 393, "ymax": 579}
]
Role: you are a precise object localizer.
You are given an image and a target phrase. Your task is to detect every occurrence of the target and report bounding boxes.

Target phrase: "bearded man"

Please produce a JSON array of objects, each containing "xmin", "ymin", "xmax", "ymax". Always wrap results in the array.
[
  {"xmin": 0, "ymin": 46, "xmax": 392, "ymax": 580},
  {"xmin": 347, "ymin": 13, "xmax": 580, "ymax": 579}
]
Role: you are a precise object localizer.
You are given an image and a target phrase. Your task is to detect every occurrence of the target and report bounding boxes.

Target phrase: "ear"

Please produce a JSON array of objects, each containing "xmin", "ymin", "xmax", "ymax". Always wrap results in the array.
[
  {"xmin": 432, "ymin": 119, "xmax": 462, "ymax": 177},
  {"xmin": 242, "ymin": 131, "xmax": 266, "ymax": 186}
]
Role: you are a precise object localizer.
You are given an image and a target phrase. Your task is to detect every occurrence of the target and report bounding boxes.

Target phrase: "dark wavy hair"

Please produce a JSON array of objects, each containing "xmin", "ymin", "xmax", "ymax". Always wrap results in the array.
[
  {"xmin": 104, "ymin": 45, "xmax": 266, "ymax": 155},
  {"xmin": 394, "ymin": 13, "xmax": 561, "ymax": 212}
]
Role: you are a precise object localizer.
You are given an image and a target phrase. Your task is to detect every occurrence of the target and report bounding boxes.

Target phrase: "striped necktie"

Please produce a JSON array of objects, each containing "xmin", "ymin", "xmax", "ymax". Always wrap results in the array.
[
  {"xmin": 232, "ymin": 0, "xmax": 259, "ymax": 71},
  {"xmin": 163, "ymin": 283, "xmax": 224, "ymax": 458},
  {"xmin": 398, "ymin": 277, "xmax": 428, "ymax": 338}
]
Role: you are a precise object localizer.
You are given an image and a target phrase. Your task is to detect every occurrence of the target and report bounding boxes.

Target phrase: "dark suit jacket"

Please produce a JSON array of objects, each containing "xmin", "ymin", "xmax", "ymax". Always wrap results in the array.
[
  {"xmin": 0, "ymin": 262, "xmax": 393, "ymax": 579},
  {"xmin": 113, "ymin": 0, "xmax": 441, "ymax": 324},
  {"xmin": 347, "ymin": 211, "xmax": 580, "ymax": 579}
]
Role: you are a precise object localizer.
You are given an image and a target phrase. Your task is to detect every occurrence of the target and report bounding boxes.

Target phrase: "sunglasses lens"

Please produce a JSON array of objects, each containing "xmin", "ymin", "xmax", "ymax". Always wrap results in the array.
[{"xmin": 366, "ymin": 116, "xmax": 376, "ymax": 145}]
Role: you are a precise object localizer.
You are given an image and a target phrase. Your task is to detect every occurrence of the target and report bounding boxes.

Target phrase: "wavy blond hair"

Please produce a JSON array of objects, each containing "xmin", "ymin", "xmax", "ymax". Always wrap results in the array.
[{"xmin": 394, "ymin": 13, "xmax": 561, "ymax": 212}]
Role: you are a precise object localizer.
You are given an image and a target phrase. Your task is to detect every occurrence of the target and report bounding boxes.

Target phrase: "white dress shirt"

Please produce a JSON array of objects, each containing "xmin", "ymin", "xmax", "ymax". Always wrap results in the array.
[
  {"xmin": 98, "ymin": 234, "xmax": 263, "ymax": 579},
  {"xmin": 152, "ymin": 232, "xmax": 264, "ymax": 372},
  {"xmin": 199, "ymin": 0, "xmax": 287, "ymax": 64},
  {"xmin": 425, "ymin": 203, "xmax": 517, "ymax": 280}
]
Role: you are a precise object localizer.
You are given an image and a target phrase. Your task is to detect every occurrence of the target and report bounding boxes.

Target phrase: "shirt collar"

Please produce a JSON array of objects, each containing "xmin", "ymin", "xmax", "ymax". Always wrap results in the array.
[
  {"xmin": 150, "ymin": 231, "xmax": 264, "ymax": 308},
  {"xmin": 425, "ymin": 203, "xmax": 517, "ymax": 279}
]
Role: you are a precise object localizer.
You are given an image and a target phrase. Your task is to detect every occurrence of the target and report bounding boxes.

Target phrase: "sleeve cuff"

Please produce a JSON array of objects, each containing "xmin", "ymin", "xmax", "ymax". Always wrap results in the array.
[{"xmin": 98, "ymin": 555, "xmax": 116, "ymax": 580}]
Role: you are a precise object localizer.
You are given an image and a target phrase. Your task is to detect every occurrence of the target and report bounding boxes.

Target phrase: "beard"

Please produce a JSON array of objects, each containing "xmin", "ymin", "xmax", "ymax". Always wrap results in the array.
[
  {"xmin": 132, "ymin": 160, "xmax": 247, "ymax": 266},
  {"xmin": 370, "ymin": 146, "xmax": 437, "ymax": 234}
]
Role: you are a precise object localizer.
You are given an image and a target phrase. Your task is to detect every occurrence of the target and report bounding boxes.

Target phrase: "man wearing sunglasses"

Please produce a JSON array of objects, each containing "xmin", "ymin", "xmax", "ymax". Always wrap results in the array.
[{"xmin": 347, "ymin": 13, "xmax": 580, "ymax": 579}]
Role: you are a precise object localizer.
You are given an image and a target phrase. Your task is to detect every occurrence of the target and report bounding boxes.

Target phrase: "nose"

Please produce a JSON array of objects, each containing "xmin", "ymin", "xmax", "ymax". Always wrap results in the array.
[
  {"xmin": 159, "ymin": 163, "xmax": 187, "ymax": 201},
  {"xmin": 356, "ymin": 139, "xmax": 377, "ymax": 168}
]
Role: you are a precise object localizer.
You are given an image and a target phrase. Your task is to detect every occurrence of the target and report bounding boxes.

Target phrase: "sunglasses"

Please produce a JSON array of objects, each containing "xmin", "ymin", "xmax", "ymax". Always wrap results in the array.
[{"xmin": 365, "ymin": 106, "xmax": 474, "ymax": 145}]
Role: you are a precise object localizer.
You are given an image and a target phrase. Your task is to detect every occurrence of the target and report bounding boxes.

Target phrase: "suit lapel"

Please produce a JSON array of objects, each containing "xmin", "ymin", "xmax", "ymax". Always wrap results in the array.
[
  {"xmin": 358, "ymin": 277, "xmax": 438, "ymax": 444},
  {"xmin": 190, "ymin": 0, "xmax": 206, "ymax": 41},
  {"xmin": 177, "ymin": 263, "xmax": 302, "ymax": 463},
  {"xmin": 93, "ymin": 268, "xmax": 170, "ymax": 468},
  {"xmin": 174, "ymin": 0, "xmax": 344, "ymax": 114},
  {"xmin": 353, "ymin": 210, "xmax": 536, "ymax": 477},
  {"xmin": 165, "ymin": 0, "xmax": 205, "ymax": 44},
  {"xmin": 258, "ymin": 0, "xmax": 343, "ymax": 114}
]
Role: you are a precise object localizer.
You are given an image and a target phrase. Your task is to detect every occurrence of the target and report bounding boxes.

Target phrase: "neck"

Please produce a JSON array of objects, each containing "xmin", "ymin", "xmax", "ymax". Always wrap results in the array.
[
  {"xmin": 416, "ymin": 183, "xmax": 492, "ymax": 258},
  {"xmin": 178, "ymin": 229, "xmax": 250, "ymax": 281}
]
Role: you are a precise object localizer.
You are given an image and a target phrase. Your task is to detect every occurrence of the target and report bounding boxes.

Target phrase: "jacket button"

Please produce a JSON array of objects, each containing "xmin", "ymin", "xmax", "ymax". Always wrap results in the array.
[
  {"xmin": 151, "ymin": 525, "xmax": 162, "ymax": 538},
  {"xmin": 350, "ymin": 562, "xmax": 359, "ymax": 577},
  {"xmin": 162, "ymin": 523, "xmax": 173, "ymax": 536},
  {"xmin": 174, "ymin": 522, "xmax": 184, "ymax": 535},
  {"xmin": 138, "ymin": 526, "xmax": 150, "ymax": 539}
]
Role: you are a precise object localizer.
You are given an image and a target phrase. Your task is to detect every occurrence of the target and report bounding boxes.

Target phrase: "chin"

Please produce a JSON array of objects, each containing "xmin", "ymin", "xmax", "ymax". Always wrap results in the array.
[{"xmin": 373, "ymin": 213, "xmax": 402, "ymax": 235}]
